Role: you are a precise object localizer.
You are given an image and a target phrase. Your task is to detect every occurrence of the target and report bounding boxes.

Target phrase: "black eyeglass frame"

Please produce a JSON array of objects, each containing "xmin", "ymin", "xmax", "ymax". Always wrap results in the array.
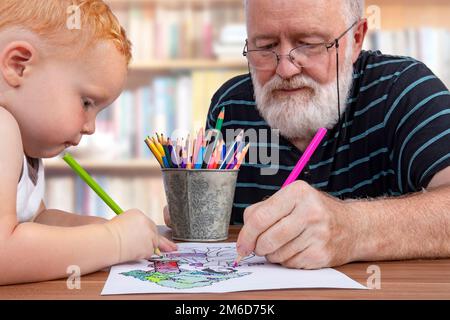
[{"xmin": 243, "ymin": 20, "xmax": 360, "ymax": 126}]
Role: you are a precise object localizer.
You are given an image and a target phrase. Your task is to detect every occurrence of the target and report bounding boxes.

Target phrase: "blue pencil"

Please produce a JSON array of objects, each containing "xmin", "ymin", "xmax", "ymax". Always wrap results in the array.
[{"xmin": 195, "ymin": 146, "xmax": 205, "ymax": 169}]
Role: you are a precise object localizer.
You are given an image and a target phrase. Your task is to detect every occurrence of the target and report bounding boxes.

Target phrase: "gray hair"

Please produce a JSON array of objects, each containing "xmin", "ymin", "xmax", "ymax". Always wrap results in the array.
[
  {"xmin": 243, "ymin": 0, "xmax": 365, "ymax": 27},
  {"xmin": 344, "ymin": 0, "xmax": 365, "ymax": 26}
]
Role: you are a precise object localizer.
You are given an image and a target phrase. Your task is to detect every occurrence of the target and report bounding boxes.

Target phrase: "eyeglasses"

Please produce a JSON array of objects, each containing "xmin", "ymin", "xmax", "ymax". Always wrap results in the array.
[
  {"xmin": 244, "ymin": 20, "xmax": 359, "ymax": 129},
  {"xmin": 243, "ymin": 21, "xmax": 358, "ymax": 71}
]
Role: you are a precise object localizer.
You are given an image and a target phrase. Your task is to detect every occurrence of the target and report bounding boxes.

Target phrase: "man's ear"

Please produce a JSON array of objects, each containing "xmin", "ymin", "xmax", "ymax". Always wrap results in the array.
[
  {"xmin": 0, "ymin": 41, "xmax": 36, "ymax": 88},
  {"xmin": 352, "ymin": 19, "xmax": 368, "ymax": 63}
]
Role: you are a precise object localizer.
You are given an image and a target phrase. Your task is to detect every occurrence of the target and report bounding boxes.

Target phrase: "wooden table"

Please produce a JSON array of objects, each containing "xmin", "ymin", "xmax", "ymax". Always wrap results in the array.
[{"xmin": 1, "ymin": 226, "xmax": 449, "ymax": 300}]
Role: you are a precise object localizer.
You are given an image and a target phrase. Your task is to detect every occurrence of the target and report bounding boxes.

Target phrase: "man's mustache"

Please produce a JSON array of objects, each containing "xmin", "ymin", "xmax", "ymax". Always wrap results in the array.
[{"xmin": 266, "ymin": 77, "xmax": 317, "ymax": 91}]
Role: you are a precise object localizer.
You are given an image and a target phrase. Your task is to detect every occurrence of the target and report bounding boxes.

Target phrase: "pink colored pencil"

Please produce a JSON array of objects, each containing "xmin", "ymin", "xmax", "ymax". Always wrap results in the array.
[
  {"xmin": 192, "ymin": 128, "xmax": 203, "ymax": 166},
  {"xmin": 207, "ymin": 153, "xmax": 216, "ymax": 169},
  {"xmin": 281, "ymin": 128, "xmax": 327, "ymax": 188},
  {"xmin": 233, "ymin": 130, "xmax": 326, "ymax": 268}
]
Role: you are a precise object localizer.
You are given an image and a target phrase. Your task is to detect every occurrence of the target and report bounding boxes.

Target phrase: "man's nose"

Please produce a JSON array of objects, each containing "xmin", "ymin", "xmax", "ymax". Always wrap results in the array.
[{"xmin": 276, "ymin": 55, "xmax": 302, "ymax": 80}]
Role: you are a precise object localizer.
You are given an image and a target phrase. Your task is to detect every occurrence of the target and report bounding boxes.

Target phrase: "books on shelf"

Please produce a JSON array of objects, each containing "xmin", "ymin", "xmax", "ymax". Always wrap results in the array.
[
  {"xmin": 45, "ymin": 176, "xmax": 75, "ymax": 213},
  {"xmin": 363, "ymin": 27, "xmax": 450, "ymax": 87},
  {"xmin": 213, "ymin": 23, "xmax": 247, "ymax": 59},
  {"xmin": 71, "ymin": 69, "xmax": 245, "ymax": 160},
  {"xmin": 45, "ymin": 175, "xmax": 166, "ymax": 223},
  {"xmin": 112, "ymin": 2, "xmax": 245, "ymax": 62}
]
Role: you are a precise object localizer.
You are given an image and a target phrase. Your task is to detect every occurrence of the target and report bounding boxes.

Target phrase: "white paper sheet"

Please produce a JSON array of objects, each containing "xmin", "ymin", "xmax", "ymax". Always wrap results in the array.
[{"xmin": 101, "ymin": 242, "xmax": 366, "ymax": 295}]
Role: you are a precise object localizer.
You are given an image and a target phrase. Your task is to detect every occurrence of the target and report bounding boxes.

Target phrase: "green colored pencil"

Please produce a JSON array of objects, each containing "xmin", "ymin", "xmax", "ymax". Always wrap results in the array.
[
  {"xmin": 62, "ymin": 153, "xmax": 162, "ymax": 256},
  {"xmin": 204, "ymin": 107, "xmax": 226, "ymax": 166},
  {"xmin": 215, "ymin": 107, "xmax": 225, "ymax": 131},
  {"xmin": 63, "ymin": 153, "xmax": 124, "ymax": 214}
]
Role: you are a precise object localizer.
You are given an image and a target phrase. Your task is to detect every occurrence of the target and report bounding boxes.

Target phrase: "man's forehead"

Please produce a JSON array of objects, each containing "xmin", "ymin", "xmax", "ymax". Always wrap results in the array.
[
  {"xmin": 247, "ymin": 0, "xmax": 343, "ymax": 26},
  {"xmin": 250, "ymin": 27, "xmax": 332, "ymax": 42},
  {"xmin": 246, "ymin": 0, "xmax": 344, "ymax": 34},
  {"xmin": 246, "ymin": 0, "xmax": 342, "ymax": 11}
]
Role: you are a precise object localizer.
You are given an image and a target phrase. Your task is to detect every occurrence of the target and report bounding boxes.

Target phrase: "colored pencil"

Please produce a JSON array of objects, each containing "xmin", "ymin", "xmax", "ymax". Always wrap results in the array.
[
  {"xmin": 145, "ymin": 138, "xmax": 164, "ymax": 167},
  {"xmin": 219, "ymin": 130, "xmax": 243, "ymax": 169},
  {"xmin": 282, "ymin": 128, "xmax": 327, "ymax": 188},
  {"xmin": 63, "ymin": 153, "xmax": 163, "ymax": 257},
  {"xmin": 233, "ymin": 143, "xmax": 250, "ymax": 169},
  {"xmin": 215, "ymin": 107, "xmax": 225, "ymax": 131},
  {"xmin": 233, "ymin": 128, "xmax": 328, "ymax": 267},
  {"xmin": 149, "ymin": 126, "xmax": 250, "ymax": 171}
]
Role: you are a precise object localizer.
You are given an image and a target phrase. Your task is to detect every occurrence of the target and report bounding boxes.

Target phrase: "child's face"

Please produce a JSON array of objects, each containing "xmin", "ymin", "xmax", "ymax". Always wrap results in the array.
[{"xmin": 13, "ymin": 41, "xmax": 128, "ymax": 158}]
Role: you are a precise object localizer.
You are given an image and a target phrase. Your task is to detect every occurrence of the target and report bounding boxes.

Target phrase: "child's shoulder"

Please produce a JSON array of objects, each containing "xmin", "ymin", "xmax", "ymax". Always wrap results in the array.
[
  {"xmin": 0, "ymin": 106, "xmax": 23, "ymax": 163},
  {"xmin": 0, "ymin": 106, "xmax": 21, "ymax": 138},
  {"xmin": 0, "ymin": 106, "xmax": 23, "ymax": 223}
]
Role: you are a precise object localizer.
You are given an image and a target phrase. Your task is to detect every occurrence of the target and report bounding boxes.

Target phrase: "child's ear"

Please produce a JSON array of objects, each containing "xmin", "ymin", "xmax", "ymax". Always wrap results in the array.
[{"xmin": 0, "ymin": 41, "xmax": 36, "ymax": 88}]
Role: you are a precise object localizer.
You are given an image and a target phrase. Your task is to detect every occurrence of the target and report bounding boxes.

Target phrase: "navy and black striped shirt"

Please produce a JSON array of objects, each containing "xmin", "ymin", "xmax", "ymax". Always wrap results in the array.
[{"xmin": 206, "ymin": 50, "xmax": 450, "ymax": 224}]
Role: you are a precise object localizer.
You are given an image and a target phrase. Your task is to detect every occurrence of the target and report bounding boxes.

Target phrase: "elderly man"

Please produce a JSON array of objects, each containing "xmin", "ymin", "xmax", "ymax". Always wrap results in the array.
[{"xmin": 204, "ymin": 0, "xmax": 450, "ymax": 269}]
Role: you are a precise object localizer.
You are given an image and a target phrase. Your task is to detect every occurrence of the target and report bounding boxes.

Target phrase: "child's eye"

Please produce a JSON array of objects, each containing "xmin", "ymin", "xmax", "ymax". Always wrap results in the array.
[{"xmin": 82, "ymin": 98, "xmax": 95, "ymax": 109}]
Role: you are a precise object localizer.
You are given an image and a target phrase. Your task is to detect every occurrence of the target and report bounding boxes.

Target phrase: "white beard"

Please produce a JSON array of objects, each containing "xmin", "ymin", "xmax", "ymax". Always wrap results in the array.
[{"xmin": 252, "ymin": 46, "xmax": 355, "ymax": 142}]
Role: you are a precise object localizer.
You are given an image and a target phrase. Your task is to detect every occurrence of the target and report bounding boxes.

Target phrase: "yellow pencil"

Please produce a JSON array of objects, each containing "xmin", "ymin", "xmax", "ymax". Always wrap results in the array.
[
  {"xmin": 154, "ymin": 139, "xmax": 166, "ymax": 158},
  {"xmin": 145, "ymin": 138, "xmax": 164, "ymax": 167}
]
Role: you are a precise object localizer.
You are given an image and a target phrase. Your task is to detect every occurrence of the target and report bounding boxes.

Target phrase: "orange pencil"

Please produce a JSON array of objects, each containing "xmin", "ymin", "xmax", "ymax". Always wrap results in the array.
[{"xmin": 233, "ymin": 143, "xmax": 250, "ymax": 170}]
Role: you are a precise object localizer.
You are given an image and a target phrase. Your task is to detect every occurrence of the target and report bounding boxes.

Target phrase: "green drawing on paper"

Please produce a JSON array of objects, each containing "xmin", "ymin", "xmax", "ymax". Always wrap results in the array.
[
  {"xmin": 121, "ymin": 269, "xmax": 250, "ymax": 289},
  {"xmin": 120, "ymin": 246, "xmax": 262, "ymax": 289}
]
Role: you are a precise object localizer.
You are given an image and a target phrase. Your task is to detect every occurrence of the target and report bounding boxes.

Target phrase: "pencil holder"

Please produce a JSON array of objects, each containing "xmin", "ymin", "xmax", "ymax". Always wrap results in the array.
[{"xmin": 162, "ymin": 169, "xmax": 239, "ymax": 241}]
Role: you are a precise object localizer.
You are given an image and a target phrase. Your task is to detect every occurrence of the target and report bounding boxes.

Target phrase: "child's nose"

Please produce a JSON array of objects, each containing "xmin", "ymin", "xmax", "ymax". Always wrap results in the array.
[{"xmin": 81, "ymin": 119, "xmax": 96, "ymax": 135}]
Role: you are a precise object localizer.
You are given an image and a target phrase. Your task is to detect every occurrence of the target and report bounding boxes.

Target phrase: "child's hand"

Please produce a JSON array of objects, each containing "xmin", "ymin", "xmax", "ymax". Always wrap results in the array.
[
  {"xmin": 163, "ymin": 205, "xmax": 171, "ymax": 228},
  {"xmin": 105, "ymin": 209, "xmax": 176, "ymax": 263}
]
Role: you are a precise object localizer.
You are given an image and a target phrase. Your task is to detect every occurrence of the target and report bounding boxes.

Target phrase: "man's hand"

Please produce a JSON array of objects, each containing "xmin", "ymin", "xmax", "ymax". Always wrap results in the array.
[{"xmin": 236, "ymin": 181, "xmax": 361, "ymax": 269}]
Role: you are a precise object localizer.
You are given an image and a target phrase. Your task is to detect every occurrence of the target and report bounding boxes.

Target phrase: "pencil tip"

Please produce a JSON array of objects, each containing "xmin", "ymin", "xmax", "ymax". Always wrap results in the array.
[{"xmin": 233, "ymin": 255, "xmax": 242, "ymax": 268}]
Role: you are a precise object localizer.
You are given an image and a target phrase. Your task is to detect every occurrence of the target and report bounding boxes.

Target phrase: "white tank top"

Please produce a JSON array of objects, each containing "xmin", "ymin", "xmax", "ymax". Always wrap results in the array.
[{"xmin": 16, "ymin": 156, "xmax": 45, "ymax": 223}]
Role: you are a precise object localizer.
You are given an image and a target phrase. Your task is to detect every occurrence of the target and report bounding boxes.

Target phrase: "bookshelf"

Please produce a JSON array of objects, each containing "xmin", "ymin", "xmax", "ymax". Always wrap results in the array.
[
  {"xmin": 44, "ymin": 0, "xmax": 450, "ymax": 223},
  {"xmin": 366, "ymin": 0, "xmax": 450, "ymax": 29},
  {"xmin": 364, "ymin": 0, "xmax": 450, "ymax": 89},
  {"xmin": 105, "ymin": 0, "xmax": 242, "ymax": 5},
  {"xmin": 45, "ymin": 0, "xmax": 248, "ymax": 223},
  {"xmin": 129, "ymin": 59, "xmax": 246, "ymax": 71},
  {"xmin": 44, "ymin": 158, "xmax": 160, "ymax": 173}
]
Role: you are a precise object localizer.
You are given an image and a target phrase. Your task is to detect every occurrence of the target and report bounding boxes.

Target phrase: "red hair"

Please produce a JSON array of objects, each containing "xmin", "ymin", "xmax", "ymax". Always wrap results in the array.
[{"xmin": 0, "ymin": 0, "xmax": 132, "ymax": 64}]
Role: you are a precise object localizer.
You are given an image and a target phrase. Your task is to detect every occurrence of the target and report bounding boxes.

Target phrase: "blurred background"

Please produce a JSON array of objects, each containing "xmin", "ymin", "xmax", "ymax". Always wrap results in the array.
[{"xmin": 44, "ymin": 0, "xmax": 450, "ymax": 224}]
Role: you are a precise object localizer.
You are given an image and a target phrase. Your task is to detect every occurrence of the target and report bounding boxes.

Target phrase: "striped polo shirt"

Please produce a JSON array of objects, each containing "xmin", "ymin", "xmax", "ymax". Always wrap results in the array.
[{"xmin": 206, "ymin": 50, "xmax": 450, "ymax": 225}]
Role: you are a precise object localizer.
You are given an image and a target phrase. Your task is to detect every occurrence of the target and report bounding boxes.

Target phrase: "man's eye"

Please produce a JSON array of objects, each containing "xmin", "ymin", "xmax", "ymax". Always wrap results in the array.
[
  {"xmin": 257, "ymin": 43, "xmax": 277, "ymax": 50},
  {"xmin": 295, "ymin": 40, "xmax": 313, "ymax": 47}
]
